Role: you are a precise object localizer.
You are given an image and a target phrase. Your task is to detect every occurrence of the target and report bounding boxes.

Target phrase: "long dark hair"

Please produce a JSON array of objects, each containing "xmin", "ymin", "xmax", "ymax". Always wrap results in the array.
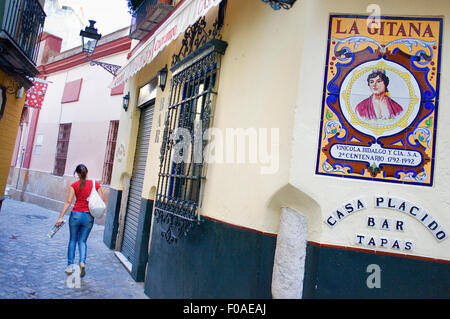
[{"xmin": 74, "ymin": 164, "xmax": 88, "ymax": 191}]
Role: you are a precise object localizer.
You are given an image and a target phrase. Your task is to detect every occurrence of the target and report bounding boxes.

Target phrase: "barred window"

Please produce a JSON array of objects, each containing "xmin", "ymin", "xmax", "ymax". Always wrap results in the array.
[
  {"xmin": 53, "ymin": 123, "xmax": 72, "ymax": 176},
  {"xmin": 155, "ymin": 37, "xmax": 226, "ymax": 243},
  {"xmin": 102, "ymin": 120, "xmax": 119, "ymax": 185}
]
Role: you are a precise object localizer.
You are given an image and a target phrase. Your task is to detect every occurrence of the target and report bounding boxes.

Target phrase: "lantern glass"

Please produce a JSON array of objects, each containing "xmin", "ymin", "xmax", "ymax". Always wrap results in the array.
[
  {"xmin": 158, "ymin": 66, "xmax": 168, "ymax": 91},
  {"xmin": 80, "ymin": 20, "xmax": 101, "ymax": 55},
  {"xmin": 83, "ymin": 38, "xmax": 98, "ymax": 54}
]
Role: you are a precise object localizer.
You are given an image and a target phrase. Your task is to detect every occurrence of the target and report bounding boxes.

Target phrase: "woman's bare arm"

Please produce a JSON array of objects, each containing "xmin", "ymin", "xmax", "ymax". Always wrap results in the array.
[{"xmin": 55, "ymin": 186, "xmax": 75, "ymax": 226}]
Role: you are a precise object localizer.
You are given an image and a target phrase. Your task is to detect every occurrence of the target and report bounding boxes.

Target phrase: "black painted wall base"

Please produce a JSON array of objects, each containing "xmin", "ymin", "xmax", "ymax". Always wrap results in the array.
[
  {"xmin": 131, "ymin": 199, "xmax": 154, "ymax": 282},
  {"xmin": 103, "ymin": 188, "xmax": 121, "ymax": 249},
  {"xmin": 303, "ymin": 242, "xmax": 450, "ymax": 298},
  {"xmin": 145, "ymin": 217, "xmax": 277, "ymax": 299},
  {"xmin": 103, "ymin": 189, "xmax": 154, "ymax": 282}
]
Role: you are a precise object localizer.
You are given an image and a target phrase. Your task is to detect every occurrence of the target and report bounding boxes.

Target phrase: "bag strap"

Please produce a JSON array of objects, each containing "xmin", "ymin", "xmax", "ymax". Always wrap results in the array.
[{"xmin": 89, "ymin": 179, "xmax": 96, "ymax": 196}]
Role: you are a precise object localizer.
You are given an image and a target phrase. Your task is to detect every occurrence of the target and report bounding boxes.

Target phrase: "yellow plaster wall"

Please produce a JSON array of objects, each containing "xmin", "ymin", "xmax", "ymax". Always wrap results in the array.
[
  {"xmin": 109, "ymin": 42, "xmax": 176, "ymax": 192},
  {"xmin": 137, "ymin": 47, "xmax": 173, "ymax": 201},
  {"xmin": 0, "ymin": 71, "xmax": 26, "ymax": 195},
  {"xmin": 112, "ymin": 0, "xmax": 307, "ymax": 234},
  {"xmin": 112, "ymin": 0, "xmax": 450, "ymax": 261},
  {"xmin": 109, "ymin": 77, "xmax": 141, "ymax": 190},
  {"xmin": 198, "ymin": 0, "xmax": 306, "ymax": 233}
]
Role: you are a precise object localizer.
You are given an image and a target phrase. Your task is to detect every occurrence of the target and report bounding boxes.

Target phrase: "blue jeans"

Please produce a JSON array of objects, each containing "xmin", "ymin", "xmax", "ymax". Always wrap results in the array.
[{"xmin": 67, "ymin": 211, "xmax": 94, "ymax": 265}]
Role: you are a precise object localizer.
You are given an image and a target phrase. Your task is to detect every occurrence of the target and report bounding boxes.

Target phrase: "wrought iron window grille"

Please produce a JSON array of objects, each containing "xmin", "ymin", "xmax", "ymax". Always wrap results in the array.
[
  {"xmin": 155, "ymin": 16, "xmax": 227, "ymax": 244},
  {"xmin": 261, "ymin": 0, "xmax": 297, "ymax": 10},
  {"xmin": 171, "ymin": 16, "xmax": 223, "ymax": 69}
]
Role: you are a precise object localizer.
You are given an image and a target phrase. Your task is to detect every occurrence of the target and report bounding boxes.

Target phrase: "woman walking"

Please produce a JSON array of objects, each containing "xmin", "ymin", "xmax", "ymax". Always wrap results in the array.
[{"xmin": 54, "ymin": 164, "xmax": 104, "ymax": 277}]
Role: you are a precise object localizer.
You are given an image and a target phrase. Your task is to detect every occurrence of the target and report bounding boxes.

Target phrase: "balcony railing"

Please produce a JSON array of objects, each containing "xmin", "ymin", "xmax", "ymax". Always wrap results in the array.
[
  {"xmin": 1, "ymin": 0, "xmax": 46, "ymax": 64},
  {"xmin": 129, "ymin": 0, "xmax": 173, "ymax": 40}
]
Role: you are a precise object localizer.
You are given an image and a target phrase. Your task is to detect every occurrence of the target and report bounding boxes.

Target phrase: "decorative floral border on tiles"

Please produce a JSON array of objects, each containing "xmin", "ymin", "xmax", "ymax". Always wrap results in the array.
[{"xmin": 316, "ymin": 15, "xmax": 443, "ymax": 186}]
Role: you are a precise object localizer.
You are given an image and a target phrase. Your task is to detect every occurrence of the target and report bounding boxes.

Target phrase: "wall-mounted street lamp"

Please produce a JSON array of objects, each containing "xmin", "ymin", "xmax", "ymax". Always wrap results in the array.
[
  {"xmin": 80, "ymin": 20, "xmax": 122, "ymax": 76},
  {"xmin": 122, "ymin": 92, "xmax": 130, "ymax": 111},
  {"xmin": 158, "ymin": 65, "xmax": 168, "ymax": 92},
  {"xmin": 261, "ymin": 0, "xmax": 297, "ymax": 10}
]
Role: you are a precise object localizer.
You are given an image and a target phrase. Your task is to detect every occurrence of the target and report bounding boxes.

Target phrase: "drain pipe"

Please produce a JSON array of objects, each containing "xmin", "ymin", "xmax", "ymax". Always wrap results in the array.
[{"xmin": 15, "ymin": 147, "xmax": 25, "ymax": 191}]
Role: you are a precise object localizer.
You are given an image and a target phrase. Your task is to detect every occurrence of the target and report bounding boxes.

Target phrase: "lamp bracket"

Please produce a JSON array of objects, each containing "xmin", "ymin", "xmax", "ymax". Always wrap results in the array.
[{"xmin": 87, "ymin": 57, "xmax": 121, "ymax": 76}]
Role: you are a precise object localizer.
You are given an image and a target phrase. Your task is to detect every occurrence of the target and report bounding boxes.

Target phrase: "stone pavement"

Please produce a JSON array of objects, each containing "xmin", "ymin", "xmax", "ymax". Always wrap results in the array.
[{"xmin": 0, "ymin": 198, "xmax": 148, "ymax": 299}]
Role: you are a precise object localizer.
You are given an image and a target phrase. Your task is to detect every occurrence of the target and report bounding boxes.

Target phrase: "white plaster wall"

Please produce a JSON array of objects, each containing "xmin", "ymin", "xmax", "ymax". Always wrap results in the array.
[
  {"xmin": 30, "ymin": 52, "xmax": 128, "ymax": 180},
  {"xmin": 30, "ymin": 72, "xmax": 67, "ymax": 173}
]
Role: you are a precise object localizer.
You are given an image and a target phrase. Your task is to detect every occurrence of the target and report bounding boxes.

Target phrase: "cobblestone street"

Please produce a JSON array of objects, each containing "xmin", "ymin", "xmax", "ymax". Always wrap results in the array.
[{"xmin": 0, "ymin": 198, "xmax": 148, "ymax": 299}]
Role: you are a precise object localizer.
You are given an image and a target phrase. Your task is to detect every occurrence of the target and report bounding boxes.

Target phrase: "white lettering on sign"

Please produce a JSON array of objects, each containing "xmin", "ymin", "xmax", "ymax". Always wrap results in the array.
[
  {"xmin": 330, "ymin": 143, "xmax": 422, "ymax": 167},
  {"xmin": 375, "ymin": 197, "xmax": 447, "ymax": 242},
  {"xmin": 325, "ymin": 198, "xmax": 367, "ymax": 227},
  {"xmin": 356, "ymin": 234, "xmax": 414, "ymax": 251},
  {"xmin": 323, "ymin": 196, "xmax": 447, "ymax": 252},
  {"xmin": 324, "ymin": 196, "xmax": 447, "ymax": 242},
  {"xmin": 367, "ymin": 216, "xmax": 405, "ymax": 232}
]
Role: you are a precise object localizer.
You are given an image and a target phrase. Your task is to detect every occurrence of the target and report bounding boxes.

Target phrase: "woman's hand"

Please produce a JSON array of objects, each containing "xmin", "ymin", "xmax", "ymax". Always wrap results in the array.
[{"xmin": 55, "ymin": 218, "xmax": 63, "ymax": 227}]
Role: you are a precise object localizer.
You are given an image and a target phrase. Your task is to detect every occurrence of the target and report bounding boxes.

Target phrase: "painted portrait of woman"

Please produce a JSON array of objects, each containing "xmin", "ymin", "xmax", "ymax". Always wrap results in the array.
[{"xmin": 355, "ymin": 70, "xmax": 404, "ymax": 120}]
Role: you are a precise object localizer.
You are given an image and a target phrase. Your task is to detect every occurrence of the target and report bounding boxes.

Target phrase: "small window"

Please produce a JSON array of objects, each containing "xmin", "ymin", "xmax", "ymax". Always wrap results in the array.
[
  {"xmin": 102, "ymin": 120, "xmax": 119, "ymax": 185},
  {"xmin": 53, "ymin": 123, "xmax": 72, "ymax": 176}
]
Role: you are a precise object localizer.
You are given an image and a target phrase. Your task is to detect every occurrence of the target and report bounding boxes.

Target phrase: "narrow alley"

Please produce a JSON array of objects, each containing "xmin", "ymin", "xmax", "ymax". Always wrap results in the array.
[{"xmin": 0, "ymin": 198, "xmax": 148, "ymax": 299}]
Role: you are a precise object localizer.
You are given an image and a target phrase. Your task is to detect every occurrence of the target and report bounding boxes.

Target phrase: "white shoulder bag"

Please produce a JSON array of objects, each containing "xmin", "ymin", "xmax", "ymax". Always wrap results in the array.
[{"xmin": 87, "ymin": 180, "xmax": 106, "ymax": 218}]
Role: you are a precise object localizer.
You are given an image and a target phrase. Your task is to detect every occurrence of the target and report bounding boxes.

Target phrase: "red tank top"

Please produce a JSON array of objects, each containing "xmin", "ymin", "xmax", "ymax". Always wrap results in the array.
[{"xmin": 71, "ymin": 180, "xmax": 101, "ymax": 212}]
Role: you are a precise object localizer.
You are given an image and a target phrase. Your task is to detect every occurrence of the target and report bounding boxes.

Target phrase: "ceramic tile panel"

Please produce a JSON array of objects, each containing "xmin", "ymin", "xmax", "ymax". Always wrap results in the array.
[{"xmin": 316, "ymin": 15, "xmax": 442, "ymax": 187}]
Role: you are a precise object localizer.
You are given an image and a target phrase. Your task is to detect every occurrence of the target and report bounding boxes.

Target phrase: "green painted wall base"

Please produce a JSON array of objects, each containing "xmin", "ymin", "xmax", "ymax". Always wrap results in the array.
[
  {"xmin": 145, "ymin": 217, "xmax": 277, "ymax": 299},
  {"xmin": 303, "ymin": 243, "xmax": 450, "ymax": 298}
]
